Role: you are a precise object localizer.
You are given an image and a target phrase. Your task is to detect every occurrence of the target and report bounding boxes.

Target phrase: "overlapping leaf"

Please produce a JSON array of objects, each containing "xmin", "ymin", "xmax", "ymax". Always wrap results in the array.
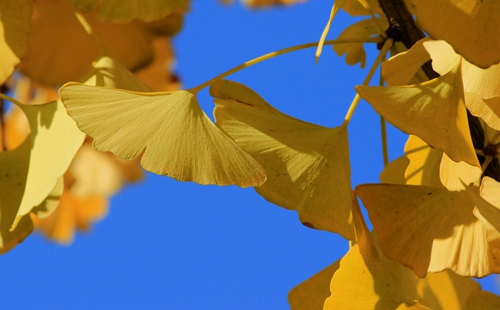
[
  {"xmin": 411, "ymin": 0, "xmax": 500, "ymax": 68},
  {"xmin": 357, "ymin": 60, "xmax": 480, "ymax": 168},
  {"xmin": 59, "ymin": 84, "xmax": 266, "ymax": 187},
  {"xmin": 333, "ymin": 18, "xmax": 386, "ymax": 68},
  {"xmin": 67, "ymin": 0, "xmax": 188, "ymax": 22},
  {"xmin": 288, "ymin": 261, "xmax": 340, "ymax": 310},
  {"xmin": 211, "ymin": 79, "xmax": 354, "ymax": 239},
  {"xmin": 356, "ymin": 183, "xmax": 500, "ymax": 277},
  {"xmin": 0, "ymin": 0, "xmax": 32, "ymax": 84}
]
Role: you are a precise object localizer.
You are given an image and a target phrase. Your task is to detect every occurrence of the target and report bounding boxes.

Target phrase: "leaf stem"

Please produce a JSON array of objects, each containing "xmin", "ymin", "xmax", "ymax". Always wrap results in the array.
[
  {"xmin": 188, "ymin": 37, "xmax": 383, "ymax": 94},
  {"xmin": 0, "ymin": 93, "xmax": 23, "ymax": 107},
  {"xmin": 379, "ymin": 54, "xmax": 389, "ymax": 167},
  {"xmin": 342, "ymin": 38, "xmax": 393, "ymax": 126}
]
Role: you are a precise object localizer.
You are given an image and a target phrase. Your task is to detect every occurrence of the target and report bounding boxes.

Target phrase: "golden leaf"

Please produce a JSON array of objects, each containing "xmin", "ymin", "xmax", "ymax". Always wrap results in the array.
[
  {"xmin": 379, "ymin": 155, "xmax": 410, "ymax": 184},
  {"xmin": 333, "ymin": 18, "xmax": 387, "ymax": 68},
  {"xmin": 211, "ymin": 79, "xmax": 354, "ymax": 239},
  {"xmin": 288, "ymin": 261, "xmax": 340, "ymax": 310},
  {"xmin": 0, "ymin": 0, "xmax": 32, "ymax": 84},
  {"xmin": 411, "ymin": 0, "xmax": 500, "ymax": 68},
  {"xmin": 356, "ymin": 60, "xmax": 480, "ymax": 168},
  {"xmin": 424, "ymin": 39, "xmax": 500, "ymax": 99},
  {"xmin": 356, "ymin": 183, "xmax": 500, "ymax": 277},
  {"xmin": 59, "ymin": 84, "xmax": 266, "ymax": 187}
]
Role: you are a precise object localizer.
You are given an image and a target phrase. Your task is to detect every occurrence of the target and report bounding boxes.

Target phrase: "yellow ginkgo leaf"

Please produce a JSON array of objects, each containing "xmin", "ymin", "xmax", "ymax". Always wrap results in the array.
[
  {"xmin": 467, "ymin": 177, "xmax": 500, "ymax": 234},
  {"xmin": 315, "ymin": 0, "xmax": 349, "ymax": 61},
  {"xmin": 0, "ymin": 0, "xmax": 32, "ymax": 84},
  {"xmin": 382, "ymin": 38, "xmax": 431, "ymax": 86},
  {"xmin": 356, "ymin": 60, "xmax": 480, "ymax": 168},
  {"xmin": 211, "ymin": 79, "xmax": 354, "ymax": 240},
  {"xmin": 423, "ymin": 40, "xmax": 500, "ymax": 99},
  {"xmin": 287, "ymin": 261, "xmax": 340, "ymax": 310},
  {"xmin": 356, "ymin": 183, "xmax": 500, "ymax": 277},
  {"xmin": 80, "ymin": 52, "xmax": 151, "ymax": 91},
  {"xmin": 13, "ymin": 99, "xmax": 86, "ymax": 225},
  {"xmin": 416, "ymin": 270, "xmax": 481, "ymax": 310},
  {"xmin": 334, "ymin": 18, "xmax": 387, "ymax": 68},
  {"xmin": 59, "ymin": 83, "xmax": 266, "ymax": 187},
  {"xmin": 379, "ymin": 155, "xmax": 410, "ymax": 184},
  {"xmin": 466, "ymin": 290, "xmax": 500, "ymax": 309},
  {"xmin": 342, "ymin": 0, "xmax": 384, "ymax": 16},
  {"xmin": 31, "ymin": 176, "xmax": 64, "ymax": 219},
  {"xmin": 0, "ymin": 138, "xmax": 35, "ymax": 253},
  {"xmin": 466, "ymin": 93, "xmax": 500, "ymax": 131},
  {"xmin": 404, "ymin": 134, "xmax": 442, "ymax": 187},
  {"xmin": 67, "ymin": 0, "xmax": 188, "ymax": 23},
  {"xmin": 325, "ymin": 217, "xmax": 427, "ymax": 309},
  {"xmin": 411, "ymin": 0, "xmax": 500, "ymax": 68}
]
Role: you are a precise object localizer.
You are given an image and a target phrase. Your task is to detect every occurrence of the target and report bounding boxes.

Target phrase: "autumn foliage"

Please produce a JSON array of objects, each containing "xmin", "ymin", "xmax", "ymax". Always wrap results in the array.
[{"xmin": 2, "ymin": 0, "xmax": 500, "ymax": 308}]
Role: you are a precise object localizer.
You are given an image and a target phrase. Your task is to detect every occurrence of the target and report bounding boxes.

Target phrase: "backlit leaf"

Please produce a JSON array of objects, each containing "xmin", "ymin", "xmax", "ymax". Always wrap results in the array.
[
  {"xmin": 424, "ymin": 40, "xmax": 500, "ymax": 98},
  {"xmin": 356, "ymin": 183, "xmax": 500, "ymax": 277},
  {"xmin": 411, "ymin": 0, "xmax": 500, "ymax": 68},
  {"xmin": 356, "ymin": 60, "xmax": 480, "ymax": 168},
  {"xmin": 59, "ymin": 84, "xmax": 266, "ymax": 187},
  {"xmin": 288, "ymin": 261, "xmax": 340, "ymax": 310},
  {"xmin": 14, "ymin": 99, "xmax": 86, "ymax": 223},
  {"xmin": 211, "ymin": 79, "xmax": 354, "ymax": 239},
  {"xmin": 67, "ymin": 0, "xmax": 188, "ymax": 23},
  {"xmin": 0, "ymin": 0, "xmax": 32, "ymax": 84},
  {"xmin": 333, "ymin": 18, "xmax": 387, "ymax": 68}
]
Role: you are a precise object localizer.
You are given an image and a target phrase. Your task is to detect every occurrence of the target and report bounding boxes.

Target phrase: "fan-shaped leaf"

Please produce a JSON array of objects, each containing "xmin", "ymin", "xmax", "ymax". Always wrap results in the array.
[
  {"xmin": 59, "ymin": 84, "xmax": 266, "ymax": 187},
  {"xmin": 211, "ymin": 79, "xmax": 354, "ymax": 239},
  {"xmin": 356, "ymin": 60, "xmax": 480, "ymax": 168}
]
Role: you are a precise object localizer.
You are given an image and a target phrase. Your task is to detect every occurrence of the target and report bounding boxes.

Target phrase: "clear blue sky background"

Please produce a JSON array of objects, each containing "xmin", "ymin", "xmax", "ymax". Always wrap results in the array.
[{"xmin": 2, "ymin": 1, "xmax": 499, "ymax": 309}]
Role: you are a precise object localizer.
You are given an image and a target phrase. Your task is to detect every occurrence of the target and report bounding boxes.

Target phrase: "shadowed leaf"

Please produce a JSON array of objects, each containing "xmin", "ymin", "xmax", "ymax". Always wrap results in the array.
[{"xmin": 212, "ymin": 79, "xmax": 354, "ymax": 239}]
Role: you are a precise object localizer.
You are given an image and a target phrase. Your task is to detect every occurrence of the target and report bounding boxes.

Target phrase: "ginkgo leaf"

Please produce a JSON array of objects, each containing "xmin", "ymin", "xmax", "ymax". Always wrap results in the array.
[
  {"xmin": 416, "ymin": 270, "xmax": 481, "ymax": 310},
  {"xmin": 342, "ymin": 0, "xmax": 384, "ymax": 16},
  {"xmin": 379, "ymin": 155, "xmax": 410, "ymax": 184},
  {"xmin": 333, "ymin": 18, "xmax": 387, "ymax": 68},
  {"xmin": 67, "ymin": 0, "xmax": 188, "ymax": 23},
  {"xmin": 31, "ymin": 176, "xmax": 64, "ymax": 219},
  {"xmin": 466, "ymin": 290, "xmax": 500, "ymax": 310},
  {"xmin": 211, "ymin": 79, "xmax": 354, "ymax": 240},
  {"xmin": 466, "ymin": 93, "xmax": 500, "ymax": 131},
  {"xmin": 316, "ymin": 0, "xmax": 349, "ymax": 61},
  {"xmin": 440, "ymin": 152, "xmax": 482, "ymax": 191},
  {"xmin": 80, "ymin": 52, "xmax": 151, "ymax": 91},
  {"xmin": 324, "ymin": 204, "xmax": 429, "ymax": 309},
  {"xmin": 59, "ymin": 84, "xmax": 266, "ymax": 187},
  {"xmin": 0, "ymin": 138, "xmax": 35, "ymax": 253},
  {"xmin": 411, "ymin": 0, "xmax": 500, "ymax": 68},
  {"xmin": 13, "ymin": 99, "xmax": 86, "ymax": 224},
  {"xmin": 287, "ymin": 261, "xmax": 340, "ymax": 310},
  {"xmin": 404, "ymin": 134, "xmax": 442, "ymax": 187},
  {"xmin": 356, "ymin": 60, "xmax": 480, "ymax": 168},
  {"xmin": 467, "ymin": 177, "xmax": 500, "ymax": 234},
  {"xmin": 423, "ymin": 40, "xmax": 500, "ymax": 99},
  {"xmin": 356, "ymin": 183, "xmax": 500, "ymax": 277},
  {"xmin": 382, "ymin": 38, "xmax": 431, "ymax": 86},
  {"xmin": 0, "ymin": 0, "xmax": 32, "ymax": 84}
]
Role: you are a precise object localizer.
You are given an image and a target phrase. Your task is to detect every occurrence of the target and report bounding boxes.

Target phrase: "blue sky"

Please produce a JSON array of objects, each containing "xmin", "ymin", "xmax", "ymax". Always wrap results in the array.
[{"xmin": 1, "ymin": 1, "xmax": 499, "ymax": 309}]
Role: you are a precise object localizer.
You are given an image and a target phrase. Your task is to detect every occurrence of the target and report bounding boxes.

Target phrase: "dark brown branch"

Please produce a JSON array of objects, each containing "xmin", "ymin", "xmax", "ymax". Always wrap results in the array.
[{"xmin": 377, "ymin": 0, "xmax": 439, "ymax": 79}]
